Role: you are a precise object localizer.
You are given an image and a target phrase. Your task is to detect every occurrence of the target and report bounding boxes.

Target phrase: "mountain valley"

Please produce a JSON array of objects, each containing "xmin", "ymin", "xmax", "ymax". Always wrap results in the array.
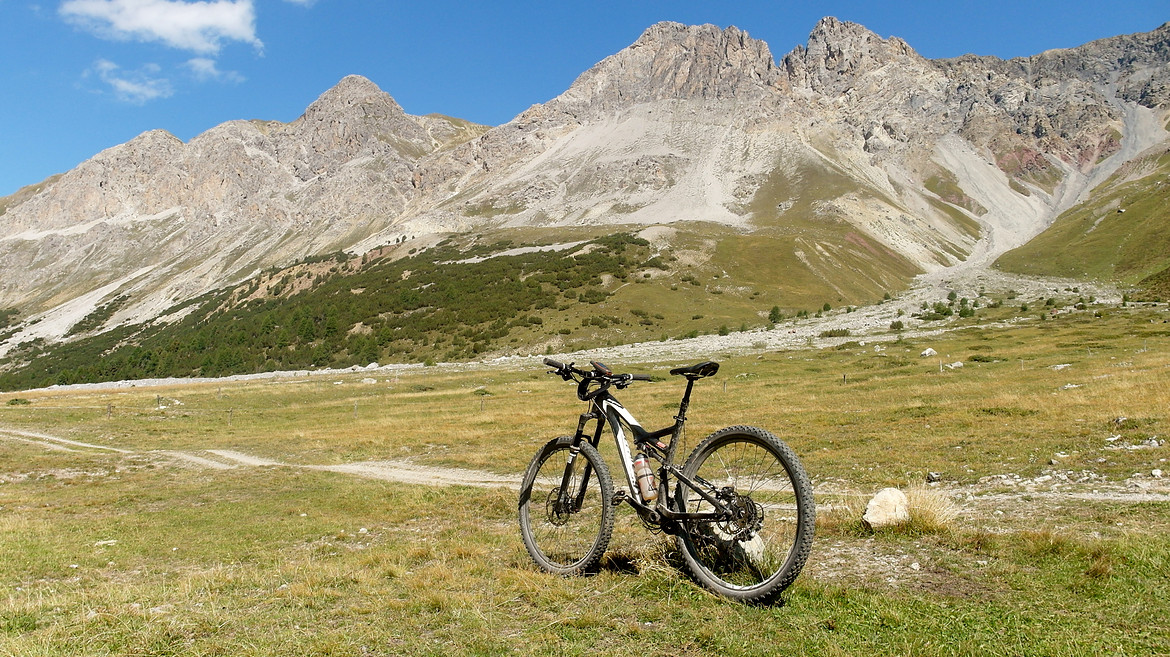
[{"xmin": 2, "ymin": 17, "xmax": 1169, "ymax": 388}]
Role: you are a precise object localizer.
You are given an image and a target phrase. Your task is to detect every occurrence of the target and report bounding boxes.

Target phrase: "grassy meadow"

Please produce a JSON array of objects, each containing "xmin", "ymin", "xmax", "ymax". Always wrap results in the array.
[
  {"xmin": 1, "ymin": 305, "xmax": 1168, "ymax": 655},
  {"xmin": 995, "ymin": 143, "xmax": 1170, "ymax": 289}
]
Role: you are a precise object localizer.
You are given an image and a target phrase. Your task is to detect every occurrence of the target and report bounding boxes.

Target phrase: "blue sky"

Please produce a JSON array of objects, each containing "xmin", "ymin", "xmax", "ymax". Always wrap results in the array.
[{"xmin": 1, "ymin": 0, "xmax": 1165, "ymax": 197}]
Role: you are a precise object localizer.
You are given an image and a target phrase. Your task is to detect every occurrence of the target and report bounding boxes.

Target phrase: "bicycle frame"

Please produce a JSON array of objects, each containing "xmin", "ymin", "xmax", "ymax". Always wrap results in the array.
[
  {"xmin": 563, "ymin": 376, "xmax": 729, "ymax": 524},
  {"xmin": 595, "ymin": 394, "xmax": 670, "ymax": 504},
  {"xmin": 525, "ymin": 358, "xmax": 815, "ymax": 603}
]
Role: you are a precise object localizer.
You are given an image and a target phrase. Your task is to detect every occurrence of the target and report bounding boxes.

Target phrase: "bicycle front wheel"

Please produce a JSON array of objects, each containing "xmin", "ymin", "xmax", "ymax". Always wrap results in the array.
[
  {"xmin": 518, "ymin": 436, "xmax": 614, "ymax": 575},
  {"xmin": 675, "ymin": 426, "xmax": 815, "ymax": 604}
]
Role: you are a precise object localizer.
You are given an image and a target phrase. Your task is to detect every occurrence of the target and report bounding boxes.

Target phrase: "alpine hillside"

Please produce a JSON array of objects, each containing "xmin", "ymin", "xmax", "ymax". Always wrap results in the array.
[{"xmin": 1, "ymin": 17, "xmax": 1168, "ymax": 386}]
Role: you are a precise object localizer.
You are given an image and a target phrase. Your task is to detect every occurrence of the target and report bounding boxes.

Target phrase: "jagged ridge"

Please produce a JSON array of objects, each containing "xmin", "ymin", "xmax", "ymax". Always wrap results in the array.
[{"xmin": 1, "ymin": 17, "xmax": 1168, "ymax": 367}]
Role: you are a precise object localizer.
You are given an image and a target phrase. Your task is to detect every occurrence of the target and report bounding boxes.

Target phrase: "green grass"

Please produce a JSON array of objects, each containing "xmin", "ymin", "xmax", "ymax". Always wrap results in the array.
[
  {"xmin": 737, "ymin": 154, "xmax": 973, "ymax": 302},
  {"xmin": 1, "ymin": 308, "xmax": 1168, "ymax": 654},
  {"xmin": 1138, "ymin": 264, "xmax": 1170, "ymax": 300},
  {"xmin": 0, "ymin": 220, "xmax": 931, "ymax": 390},
  {"xmin": 996, "ymin": 144, "xmax": 1170, "ymax": 287}
]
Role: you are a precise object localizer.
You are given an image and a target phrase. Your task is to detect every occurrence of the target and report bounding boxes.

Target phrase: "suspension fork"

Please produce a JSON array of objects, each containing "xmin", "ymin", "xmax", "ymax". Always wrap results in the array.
[{"xmin": 558, "ymin": 409, "xmax": 604, "ymax": 512}]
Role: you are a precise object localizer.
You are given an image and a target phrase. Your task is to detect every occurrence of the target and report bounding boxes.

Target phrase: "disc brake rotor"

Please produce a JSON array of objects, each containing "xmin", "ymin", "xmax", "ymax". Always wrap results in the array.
[
  {"xmin": 544, "ymin": 487, "xmax": 571, "ymax": 526},
  {"xmin": 716, "ymin": 489, "xmax": 764, "ymax": 541}
]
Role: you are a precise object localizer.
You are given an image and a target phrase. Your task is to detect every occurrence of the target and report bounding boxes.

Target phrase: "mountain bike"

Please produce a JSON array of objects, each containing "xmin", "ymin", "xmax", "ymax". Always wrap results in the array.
[{"xmin": 518, "ymin": 358, "xmax": 815, "ymax": 604}]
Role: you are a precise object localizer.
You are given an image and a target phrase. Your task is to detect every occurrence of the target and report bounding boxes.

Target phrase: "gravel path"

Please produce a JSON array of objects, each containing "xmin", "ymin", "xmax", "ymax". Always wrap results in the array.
[
  {"xmin": 4, "ymin": 421, "xmax": 1164, "ymax": 591},
  {"xmin": 0, "ymin": 427, "xmax": 514, "ymax": 489}
]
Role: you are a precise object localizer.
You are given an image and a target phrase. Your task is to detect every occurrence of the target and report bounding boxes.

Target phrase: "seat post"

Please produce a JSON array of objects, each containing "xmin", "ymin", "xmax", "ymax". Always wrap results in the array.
[{"xmin": 675, "ymin": 377, "xmax": 697, "ymax": 423}]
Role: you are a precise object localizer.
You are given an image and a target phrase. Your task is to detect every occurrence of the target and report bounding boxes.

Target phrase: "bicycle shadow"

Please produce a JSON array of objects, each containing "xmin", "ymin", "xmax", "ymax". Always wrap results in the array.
[
  {"xmin": 598, "ymin": 552, "xmax": 641, "ymax": 575},
  {"xmin": 598, "ymin": 547, "xmax": 791, "ymax": 607}
]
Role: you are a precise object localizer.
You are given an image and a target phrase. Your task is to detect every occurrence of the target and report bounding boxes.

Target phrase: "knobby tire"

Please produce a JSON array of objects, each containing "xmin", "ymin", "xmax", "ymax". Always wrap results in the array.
[
  {"xmin": 674, "ymin": 425, "xmax": 815, "ymax": 604},
  {"xmin": 518, "ymin": 436, "xmax": 615, "ymax": 575}
]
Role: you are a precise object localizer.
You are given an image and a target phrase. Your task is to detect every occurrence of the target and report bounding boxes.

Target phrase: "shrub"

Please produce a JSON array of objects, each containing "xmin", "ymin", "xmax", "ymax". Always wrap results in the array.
[{"xmin": 578, "ymin": 288, "xmax": 609, "ymax": 304}]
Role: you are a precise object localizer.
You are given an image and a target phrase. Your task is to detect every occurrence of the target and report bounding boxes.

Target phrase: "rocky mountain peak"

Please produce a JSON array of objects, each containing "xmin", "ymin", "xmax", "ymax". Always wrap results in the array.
[
  {"xmin": 124, "ymin": 128, "xmax": 184, "ymax": 150},
  {"xmin": 302, "ymin": 74, "xmax": 406, "ymax": 119},
  {"xmin": 784, "ymin": 17, "xmax": 924, "ymax": 95},
  {"xmin": 286, "ymin": 74, "xmax": 436, "ymax": 176},
  {"xmin": 550, "ymin": 21, "xmax": 783, "ymax": 115},
  {"xmin": 1026, "ymin": 21, "xmax": 1170, "ymax": 108}
]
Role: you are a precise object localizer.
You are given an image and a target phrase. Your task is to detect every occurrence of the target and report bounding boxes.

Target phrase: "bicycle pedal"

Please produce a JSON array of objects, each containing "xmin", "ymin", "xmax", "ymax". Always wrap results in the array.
[{"xmin": 612, "ymin": 490, "xmax": 628, "ymax": 506}]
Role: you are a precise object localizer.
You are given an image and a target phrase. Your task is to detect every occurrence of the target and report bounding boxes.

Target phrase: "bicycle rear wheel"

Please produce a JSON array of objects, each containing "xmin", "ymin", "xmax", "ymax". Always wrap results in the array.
[
  {"xmin": 674, "ymin": 426, "xmax": 815, "ymax": 603},
  {"xmin": 519, "ymin": 436, "xmax": 614, "ymax": 575}
]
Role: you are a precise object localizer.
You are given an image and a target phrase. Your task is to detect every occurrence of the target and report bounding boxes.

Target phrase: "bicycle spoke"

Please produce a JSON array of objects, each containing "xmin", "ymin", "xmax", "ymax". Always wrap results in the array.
[
  {"xmin": 519, "ymin": 438, "xmax": 614, "ymax": 575},
  {"xmin": 676, "ymin": 427, "xmax": 815, "ymax": 603},
  {"xmin": 525, "ymin": 361, "xmax": 813, "ymax": 604}
]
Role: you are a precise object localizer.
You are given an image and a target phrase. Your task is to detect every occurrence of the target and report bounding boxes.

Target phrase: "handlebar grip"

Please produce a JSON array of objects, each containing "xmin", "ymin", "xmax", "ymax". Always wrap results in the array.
[
  {"xmin": 631, "ymin": 374, "xmax": 652, "ymax": 381},
  {"xmin": 543, "ymin": 358, "xmax": 565, "ymax": 370}
]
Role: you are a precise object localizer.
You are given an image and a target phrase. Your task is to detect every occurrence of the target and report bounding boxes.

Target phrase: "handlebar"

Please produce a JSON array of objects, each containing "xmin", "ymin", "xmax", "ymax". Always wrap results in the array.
[{"xmin": 543, "ymin": 358, "xmax": 651, "ymax": 396}]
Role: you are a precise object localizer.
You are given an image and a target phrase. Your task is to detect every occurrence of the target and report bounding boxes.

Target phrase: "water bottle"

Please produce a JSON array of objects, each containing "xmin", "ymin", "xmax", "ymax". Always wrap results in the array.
[{"xmin": 633, "ymin": 453, "xmax": 658, "ymax": 501}]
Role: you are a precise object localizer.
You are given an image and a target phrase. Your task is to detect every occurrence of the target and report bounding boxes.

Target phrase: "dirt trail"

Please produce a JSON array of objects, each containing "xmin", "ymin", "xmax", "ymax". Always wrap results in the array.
[
  {"xmin": 4, "ymin": 423, "xmax": 1165, "ymax": 591},
  {"xmin": 4, "ymin": 424, "xmax": 1164, "ymax": 502},
  {"xmin": 0, "ymin": 426, "xmax": 515, "ymax": 489},
  {"xmin": 0, "ymin": 427, "xmax": 133, "ymax": 453}
]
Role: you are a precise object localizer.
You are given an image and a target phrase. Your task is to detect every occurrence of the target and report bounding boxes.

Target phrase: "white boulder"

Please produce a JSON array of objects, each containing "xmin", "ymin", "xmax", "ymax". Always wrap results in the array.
[{"xmin": 863, "ymin": 487, "xmax": 911, "ymax": 529}]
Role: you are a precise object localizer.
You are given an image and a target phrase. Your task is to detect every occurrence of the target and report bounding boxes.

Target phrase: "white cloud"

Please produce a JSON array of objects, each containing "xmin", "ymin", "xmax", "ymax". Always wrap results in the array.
[
  {"xmin": 185, "ymin": 56, "xmax": 244, "ymax": 83},
  {"xmin": 90, "ymin": 58, "xmax": 173, "ymax": 103},
  {"xmin": 60, "ymin": 0, "xmax": 261, "ymax": 54}
]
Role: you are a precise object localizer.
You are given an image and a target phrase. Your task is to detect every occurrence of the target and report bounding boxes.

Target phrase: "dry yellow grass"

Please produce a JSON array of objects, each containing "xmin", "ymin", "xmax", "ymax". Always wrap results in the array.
[{"xmin": 0, "ymin": 306, "xmax": 1167, "ymax": 654}]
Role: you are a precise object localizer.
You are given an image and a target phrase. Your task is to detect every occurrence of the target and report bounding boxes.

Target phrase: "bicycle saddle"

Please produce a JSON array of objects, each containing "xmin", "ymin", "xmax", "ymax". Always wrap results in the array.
[{"xmin": 669, "ymin": 361, "xmax": 719, "ymax": 379}]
